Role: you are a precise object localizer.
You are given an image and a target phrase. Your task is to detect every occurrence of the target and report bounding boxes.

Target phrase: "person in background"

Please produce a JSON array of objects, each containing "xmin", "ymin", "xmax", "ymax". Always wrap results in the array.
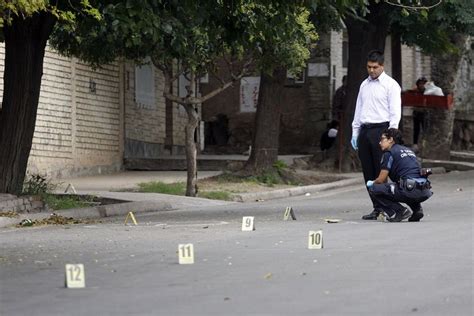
[
  {"xmin": 332, "ymin": 75, "xmax": 347, "ymax": 122},
  {"xmin": 410, "ymin": 77, "xmax": 428, "ymax": 152},
  {"xmin": 351, "ymin": 50, "xmax": 402, "ymax": 220},
  {"xmin": 366, "ymin": 128, "xmax": 432, "ymax": 222},
  {"xmin": 320, "ymin": 120, "xmax": 339, "ymax": 152}
]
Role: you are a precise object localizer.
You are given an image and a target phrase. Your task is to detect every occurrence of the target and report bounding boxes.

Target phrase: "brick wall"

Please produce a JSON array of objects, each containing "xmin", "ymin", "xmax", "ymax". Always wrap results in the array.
[
  {"xmin": 329, "ymin": 30, "xmax": 347, "ymax": 107},
  {"xmin": 0, "ymin": 194, "xmax": 44, "ymax": 213},
  {"xmin": 1, "ymin": 44, "xmax": 123, "ymax": 178},
  {"xmin": 201, "ymin": 33, "xmax": 336, "ymax": 154},
  {"xmin": 123, "ymin": 62, "xmax": 187, "ymax": 158},
  {"xmin": 401, "ymin": 45, "xmax": 431, "ymax": 90}
]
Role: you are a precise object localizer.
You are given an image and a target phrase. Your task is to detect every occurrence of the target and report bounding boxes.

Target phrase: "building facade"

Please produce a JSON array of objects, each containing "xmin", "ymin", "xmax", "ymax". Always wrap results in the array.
[
  {"xmin": 0, "ymin": 44, "xmax": 188, "ymax": 179},
  {"xmin": 201, "ymin": 30, "xmax": 435, "ymax": 154}
]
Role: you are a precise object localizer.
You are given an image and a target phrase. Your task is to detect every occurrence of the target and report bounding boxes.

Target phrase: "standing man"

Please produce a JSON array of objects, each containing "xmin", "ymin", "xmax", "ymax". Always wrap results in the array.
[
  {"xmin": 332, "ymin": 75, "xmax": 347, "ymax": 122},
  {"xmin": 351, "ymin": 50, "xmax": 402, "ymax": 220},
  {"xmin": 410, "ymin": 77, "xmax": 427, "ymax": 152}
]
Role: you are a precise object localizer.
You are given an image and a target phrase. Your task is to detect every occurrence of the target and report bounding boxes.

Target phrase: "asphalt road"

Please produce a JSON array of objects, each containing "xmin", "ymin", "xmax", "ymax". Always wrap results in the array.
[{"xmin": 1, "ymin": 171, "xmax": 472, "ymax": 315}]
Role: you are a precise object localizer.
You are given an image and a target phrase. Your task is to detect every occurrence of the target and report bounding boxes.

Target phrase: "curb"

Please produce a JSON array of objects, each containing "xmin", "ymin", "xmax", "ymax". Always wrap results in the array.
[
  {"xmin": 233, "ymin": 177, "xmax": 362, "ymax": 202},
  {"xmin": 0, "ymin": 200, "xmax": 172, "ymax": 229},
  {"xmin": 422, "ymin": 159, "xmax": 474, "ymax": 171}
]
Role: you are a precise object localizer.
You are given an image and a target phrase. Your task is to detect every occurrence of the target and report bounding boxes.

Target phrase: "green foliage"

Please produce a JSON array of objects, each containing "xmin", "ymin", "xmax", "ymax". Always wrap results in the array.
[
  {"xmin": 22, "ymin": 173, "xmax": 56, "ymax": 196},
  {"xmin": 251, "ymin": 169, "xmax": 282, "ymax": 186},
  {"xmin": 21, "ymin": 173, "xmax": 93, "ymax": 210},
  {"xmin": 388, "ymin": 0, "xmax": 474, "ymax": 54},
  {"xmin": 273, "ymin": 160, "xmax": 288, "ymax": 172},
  {"xmin": 42, "ymin": 194, "xmax": 94, "ymax": 210},
  {"xmin": 137, "ymin": 181, "xmax": 186, "ymax": 195},
  {"xmin": 50, "ymin": 1, "xmax": 318, "ymax": 77},
  {"xmin": 0, "ymin": 0, "xmax": 100, "ymax": 30}
]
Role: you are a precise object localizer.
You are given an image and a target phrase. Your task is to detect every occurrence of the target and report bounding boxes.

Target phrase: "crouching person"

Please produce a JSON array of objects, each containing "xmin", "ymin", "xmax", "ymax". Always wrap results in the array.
[{"xmin": 366, "ymin": 128, "xmax": 432, "ymax": 222}]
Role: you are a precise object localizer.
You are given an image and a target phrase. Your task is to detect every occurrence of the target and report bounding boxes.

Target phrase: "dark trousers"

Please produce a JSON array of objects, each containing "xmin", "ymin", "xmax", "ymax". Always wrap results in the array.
[
  {"xmin": 357, "ymin": 123, "xmax": 388, "ymax": 209},
  {"xmin": 368, "ymin": 182, "xmax": 432, "ymax": 215},
  {"xmin": 413, "ymin": 111, "xmax": 425, "ymax": 145}
]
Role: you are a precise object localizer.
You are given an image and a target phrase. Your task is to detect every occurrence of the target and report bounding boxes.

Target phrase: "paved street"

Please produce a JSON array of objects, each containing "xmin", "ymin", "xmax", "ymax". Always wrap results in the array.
[{"xmin": 1, "ymin": 171, "xmax": 473, "ymax": 315}]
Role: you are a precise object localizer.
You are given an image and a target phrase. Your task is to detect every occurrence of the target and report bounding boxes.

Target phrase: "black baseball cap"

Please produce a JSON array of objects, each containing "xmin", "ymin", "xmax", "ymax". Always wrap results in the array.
[{"xmin": 416, "ymin": 77, "xmax": 428, "ymax": 84}]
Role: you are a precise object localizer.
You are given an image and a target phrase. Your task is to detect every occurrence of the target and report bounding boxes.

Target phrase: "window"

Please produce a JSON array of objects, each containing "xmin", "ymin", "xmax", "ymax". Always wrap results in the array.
[
  {"xmin": 240, "ymin": 76, "xmax": 260, "ymax": 112},
  {"xmin": 135, "ymin": 59, "xmax": 155, "ymax": 108}
]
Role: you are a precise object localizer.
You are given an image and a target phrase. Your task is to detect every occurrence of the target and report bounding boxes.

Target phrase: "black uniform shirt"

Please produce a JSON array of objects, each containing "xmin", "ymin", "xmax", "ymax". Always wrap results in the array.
[{"xmin": 380, "ymin": 144, "xmax": 421, "ymax": 182}]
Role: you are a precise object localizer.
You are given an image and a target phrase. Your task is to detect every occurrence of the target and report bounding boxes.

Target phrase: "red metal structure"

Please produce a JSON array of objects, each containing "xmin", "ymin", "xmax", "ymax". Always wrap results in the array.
[{"xmin": 401, "ymin": 92, "xmax": 454, "ymax": 110}]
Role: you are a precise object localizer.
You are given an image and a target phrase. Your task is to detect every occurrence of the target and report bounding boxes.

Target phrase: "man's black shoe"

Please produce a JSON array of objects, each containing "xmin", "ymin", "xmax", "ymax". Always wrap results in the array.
[
  {"xmin": 362, "ymin": 209, "xmax": 380, "ymax": 220},
  {"xmin": 383, "ymin": 208, "xmax": 413, "ymax": 222},
  {"xmin": 408, "ymin": 205, "xmax": 424, "ymax": 222},
  {"xmin": 408, "ymin": 209, "xmax": 424, "ymax": 222}
]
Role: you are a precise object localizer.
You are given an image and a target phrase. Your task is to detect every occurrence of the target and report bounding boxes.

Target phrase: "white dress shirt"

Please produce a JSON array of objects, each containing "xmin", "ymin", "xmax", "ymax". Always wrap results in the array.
[{"xmin": 352, "ymin": 72, "xmax": 401, "ymax": 138}]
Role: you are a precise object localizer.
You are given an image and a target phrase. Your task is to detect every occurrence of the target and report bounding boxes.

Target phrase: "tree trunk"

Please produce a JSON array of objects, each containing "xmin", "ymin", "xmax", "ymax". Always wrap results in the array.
[
  {"xmin": 341, "ymin": 2, "xmax": 390, "ymax": 171},
  {"xmin": 183, "ymin": 103, "xmax": 199, "ymax": 196},
  {"xmin": 431, "ymin": 34, "xmax": 469, "ymax": 95},
  {"xmin": 244, "ymin": 67, "xmax": 286, "ymax": 173},
  {"xmin": 423, "ymin": 33, "xmax": 469, "ymax": 159},
  {"xmin": 0, "ymin": 13, "xmax": 56, "ymax": 194}
]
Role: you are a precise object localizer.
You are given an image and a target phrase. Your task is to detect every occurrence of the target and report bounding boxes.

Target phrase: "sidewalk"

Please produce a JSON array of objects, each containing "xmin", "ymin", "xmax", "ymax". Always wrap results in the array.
[
  {"xmin": 2, "ymin": 153, "xmax": 472, "ymax": 228},
  {"xmin": 0, "ymin": 169, "xmax": 363, "ymax": 228}
]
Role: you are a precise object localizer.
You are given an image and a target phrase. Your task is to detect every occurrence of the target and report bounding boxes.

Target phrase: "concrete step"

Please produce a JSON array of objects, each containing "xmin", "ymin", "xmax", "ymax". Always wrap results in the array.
[
  {"xmin": 124, "ymin": 157, "xmax": 245, "ymax": 171},
  {"xmin": 0, "ymin": 194, "xmax": 17, "ymax": 202},
  {"xmin": 124, "ymin": 155, "xmax": 310, "ymax": 171},
  {"xmin": 0, "ymin": 194, "xmax": 44, "ymax": 213},
  {"xmin": 450, "ymin": 151, "xmax": 474, "ymax": 163}
]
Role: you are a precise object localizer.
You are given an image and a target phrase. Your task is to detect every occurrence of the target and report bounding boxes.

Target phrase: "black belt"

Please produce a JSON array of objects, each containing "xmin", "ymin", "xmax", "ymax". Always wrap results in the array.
[
  {"xmin": 399, "ymin": 178, "xmax": 431, "ymax": 190},
  {"xmin": 361, "ymin": 122, "xmax": 389, "ymax": 129}
]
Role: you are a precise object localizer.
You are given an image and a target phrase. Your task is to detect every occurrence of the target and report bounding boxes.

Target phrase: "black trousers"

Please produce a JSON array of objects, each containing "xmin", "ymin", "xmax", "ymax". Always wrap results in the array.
[
  {"xmin": 413, "ymin": 110, "xmax": 425, "ymax": 145},
  {"xmin": 357, "ymin": 123, "xmax": 388, "ymax": 209},
  {"xmin": 368, "ymin": 182, "xmax": 432, "ymax": 215}
]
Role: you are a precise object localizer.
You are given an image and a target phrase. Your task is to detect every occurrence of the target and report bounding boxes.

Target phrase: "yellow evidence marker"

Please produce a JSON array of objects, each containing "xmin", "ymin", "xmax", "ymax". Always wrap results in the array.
[
  {"xmin": 64, "ymin": 183, "xmax": 77, "ymax": 194},
  {"xmin": 283, "ymin": 206, "xmax": 297, "ymax": 220},
  {"xmin": 124, "ymin": 211, "xmax": 138, "ymax": 225},
  {"xmin": 65, "ymin": 264, "xmax": 85, "ymax": 288},
  {"xmin": 178, "ymin": 244, "xmax": 195, "ymax": 264},
  {"xmin": 241, "ymin": 216, "xmax": 255, "ymax": 231},
  {"xmin": 308, "ymin": 230, "xmax": 323, "ymax": 249}
]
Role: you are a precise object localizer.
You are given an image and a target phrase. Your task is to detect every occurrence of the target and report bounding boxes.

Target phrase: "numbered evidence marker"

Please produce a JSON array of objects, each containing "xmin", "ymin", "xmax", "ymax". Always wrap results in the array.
[
  {"xmin": 283, "ymin": 206, "xmax": 297, "ymax": 220},
  {"xmin": 241, "ymin": 216, "xmax": 255, "ymax": 231},
  {"xmin": 178, "ymin": 244, "xmax": 195, "ymax": 264},
  {"xmin": 124, "ymin": 211, "xmax": 138, "ymax": 226},
  {"xmin": 308, "ymin": 230, "xmax": 323, "ymax": 249},
  {"xmin": 65, "ymin": 264, "xmax": 85, "ymax": 288}
]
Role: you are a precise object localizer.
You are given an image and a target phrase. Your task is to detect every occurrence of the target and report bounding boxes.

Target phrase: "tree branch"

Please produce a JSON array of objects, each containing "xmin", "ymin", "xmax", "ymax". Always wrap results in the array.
[{"xmin": 384, "ymin": 0, "xmax": 443, "ymax": 11}]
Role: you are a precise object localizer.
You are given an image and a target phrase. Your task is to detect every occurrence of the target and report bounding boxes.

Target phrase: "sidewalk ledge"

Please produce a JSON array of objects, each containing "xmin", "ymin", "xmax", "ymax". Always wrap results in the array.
[
  {"xmin": 233, "ymin": 177, "xmax": 361, "ymax": 202},
  {"xmin": 0, "ymin": 200, "xmax": 172, "ymax": 229}
]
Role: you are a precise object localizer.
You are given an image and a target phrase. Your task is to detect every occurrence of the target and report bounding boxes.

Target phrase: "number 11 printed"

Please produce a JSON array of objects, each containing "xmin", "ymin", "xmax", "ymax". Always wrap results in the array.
[{"xmin": 178, "ymin": 244, "xmax": 195, "ymax": 264}]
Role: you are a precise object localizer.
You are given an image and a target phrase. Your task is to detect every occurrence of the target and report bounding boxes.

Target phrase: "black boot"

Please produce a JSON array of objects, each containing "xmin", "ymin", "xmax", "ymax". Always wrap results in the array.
[
  {"xmin": 409, "ymin": 207, "xmax": 424, "ymax": 222},
  {"xmin": 362, "ymin": 209, "xmax": 380, "ymax": 220}
]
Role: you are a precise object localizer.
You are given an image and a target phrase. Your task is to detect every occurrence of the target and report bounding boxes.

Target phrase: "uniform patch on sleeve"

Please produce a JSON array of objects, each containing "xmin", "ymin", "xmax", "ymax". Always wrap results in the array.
[{"xmin": 387, "ymin": 156, "xmax": 393, "ymax": 169}]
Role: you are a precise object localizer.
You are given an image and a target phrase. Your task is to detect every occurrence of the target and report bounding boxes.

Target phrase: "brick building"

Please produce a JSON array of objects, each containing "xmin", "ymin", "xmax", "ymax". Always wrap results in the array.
[
  {"xmin": 1, "ymin": 33, "xmax": 470, "ymax": 178},
  {"xmin": 201, "ymin": 31, "xmax": 435, "ymax": 154},
  {"xmin": 0, "ymin": 44, "xmax": 188, "ymax": 179}
]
